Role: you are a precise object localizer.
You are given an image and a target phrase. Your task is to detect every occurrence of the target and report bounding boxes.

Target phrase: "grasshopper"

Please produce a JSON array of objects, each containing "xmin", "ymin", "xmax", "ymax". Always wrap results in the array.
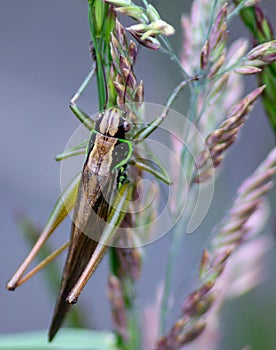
[{"xmin": 6, "ymin": 62, "xmax": 172, "ymax": 340}]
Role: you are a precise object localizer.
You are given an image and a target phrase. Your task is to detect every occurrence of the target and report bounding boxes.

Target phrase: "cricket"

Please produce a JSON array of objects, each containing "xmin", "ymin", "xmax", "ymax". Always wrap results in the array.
[{"xmin": 5, "ymin": 17, "xmax": 174, "ymax": 341}]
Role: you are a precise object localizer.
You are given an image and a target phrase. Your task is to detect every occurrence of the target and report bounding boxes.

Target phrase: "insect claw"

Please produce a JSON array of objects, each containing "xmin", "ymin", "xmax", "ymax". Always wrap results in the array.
[
  {"xmin": 6, "ymin": 283, "xmax": 16, "ymax": 291},
  {"xmin": 66, "ymin": 295, "xmax": 78, "ymax": 304}
]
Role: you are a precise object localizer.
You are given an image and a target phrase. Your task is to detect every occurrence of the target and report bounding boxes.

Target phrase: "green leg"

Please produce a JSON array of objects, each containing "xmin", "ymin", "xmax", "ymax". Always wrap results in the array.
[
  {"xmin": 6, "ymin": 173, "xmax": 81, "ymax": 290},
  {"xmin": 70, "ymin": 64, "xmax": 96, "ymax": 131},
  {"xmin": 133, "ymin": 110, "xmax": 168, "ymax": 143},
  {"xmin": 55, "ymin": 149, "xmax": 86, "ymax": 162},
  {"xmin": 132, "ymin": 157, "xmax": 172, "ymax": 185},
  {"xmin": 131, "ymin": 111, "xmax": 172, "ymax": 185},
  {"xmin": 133, "ymin": 78, "xmax": 194, "ymax": 142},
  {"xmin": 55, "ymin": 139, "xmax": 89, "ymax": 161}
]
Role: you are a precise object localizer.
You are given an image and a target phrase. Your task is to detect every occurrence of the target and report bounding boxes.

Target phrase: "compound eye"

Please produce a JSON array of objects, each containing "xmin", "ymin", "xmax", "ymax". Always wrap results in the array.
[{"xmin": 123, "ymin": 121, "xmax": 131, "ymax": 132}]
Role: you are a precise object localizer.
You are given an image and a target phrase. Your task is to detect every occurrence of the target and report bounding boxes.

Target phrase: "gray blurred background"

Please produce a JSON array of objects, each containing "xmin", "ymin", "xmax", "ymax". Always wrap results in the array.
[{"xmin": 1, "ymin": 1, "xmax": 276, "ymax": 349}]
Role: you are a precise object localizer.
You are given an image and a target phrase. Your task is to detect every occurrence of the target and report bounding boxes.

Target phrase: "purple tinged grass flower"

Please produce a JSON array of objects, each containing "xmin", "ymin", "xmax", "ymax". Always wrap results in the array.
[
  {"xmin": 228, "ymin": 85, "xmax": 265, "ymax": 116},
  {"xmin": 127, "ymin": 29, "xmax": 161, "ymax": 50},
  {"xmin": 134, "ymin": 80, "xmax": 144, "ymax": 103},
  {"xmin": 209, "ymin": 3, "xmax": 228, "ymax": 51},
  {"xmin": 104, "ymin": 0, "xmax": 174, "ymax": 49},
  {"xmin": 195, "ymin": 204, "xmax": 271, "ymax": 348},
  {"xmin": 110, "ymin": 19, "xmax": 144, "ymax": 110},
  {"xmin": 115, "ymin": 19, "xmax": 128, "ymax": 50},
  {"xmin": 236, "ymin": 3, "xmax": 276, "ymax": 135},
  {"xmin": 234, "ymin": 65, "xmax": 262, "ymax": 74},
  {"xmin": 207, "ymin": 72, "xmax": 229, "ymax": 103},
  {"xmin": 182, "ymin": 1, "xmax": 229, "ymax": 75},
  {"xmin": 247, "ymin": 42, "xmax": 273, "ymax": 60},
  {"xmin": 127, "ymin": 20, "xmax": 175, "ymax": 41},
  {"xmin": 184, "ymin": 233, "xmax": 271, "ymax": 350},
  {"xmin": 204, "ymin": 39, "xmax": 248, "ymax": 118},
  {"xmin": 107, "ymin": 275, "xmax": 128, "ymax": 341},
  {"xmin": 114, "ymin": 245, "xmax": 142, "ymax": 281},
  {"xmin": 128, "ymin": 40, "xmax": 137, "ymax": 64},
  {"xmin": 237, "ymin": 40, "xmax": 276, "ymax": 69},
  {"xmin": 115, "ymin": 6, "xmax": 144, "ymax": 21},
  {"xmin": 224, "ymin": 235, "xmax": 271, "ymax": 298},
  {"xmin": 143, "ymin": 20, "xmax": 175, "ymax": 38},
  {"xmin": 194, "ymin": 86, "xmax": 265, "ymax": 183},
  {"xmin": 182, "ymin": 282, "xmax": 215, "ymax": 317},
  {"xmin": 206, "ymin": 4, "xmax": 229, "ymax": 79},
  {"xmin": 207, "ymin": 54, "xmax": 225, "ymax": 78},
  {"xmin": 155, "ymin": 149, "xmax": 276, "ymax": 349},
  {"xmin": 155, "ymin": 319, "xmax": 206, "ymax": 350},
  {"xmin": 182, "ymin": 3, "xmax": 247, "ymax": 140},
  {"xmin": 226, "ymin": 38, "xmax": 248, "ymax": 67},
  {"xmin": 200, "ymin": 40, "xmax": 210, "ymax": 70}
]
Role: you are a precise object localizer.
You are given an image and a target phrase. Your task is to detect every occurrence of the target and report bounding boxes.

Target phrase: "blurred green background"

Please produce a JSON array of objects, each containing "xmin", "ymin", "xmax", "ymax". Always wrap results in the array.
[{"xmin": 1, "ymin": 1, "xmax": 276, "ymax": 349}]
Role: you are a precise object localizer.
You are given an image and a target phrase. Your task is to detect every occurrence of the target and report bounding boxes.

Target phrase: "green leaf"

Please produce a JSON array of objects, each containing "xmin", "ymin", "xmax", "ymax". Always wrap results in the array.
[
  {"xmin": 0, "ymin": 329, "xmax": 116, "ymax": 350},
  {"xmin": 236, "ymin": 2, "xmax": 276, "ymax": 136}
]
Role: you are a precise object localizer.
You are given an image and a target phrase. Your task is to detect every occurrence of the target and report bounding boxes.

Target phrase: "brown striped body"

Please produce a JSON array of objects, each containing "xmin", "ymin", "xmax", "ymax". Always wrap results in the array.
[{"xmin": 48, "ymin": 108, "xmax": 131, "ymax": 341}]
